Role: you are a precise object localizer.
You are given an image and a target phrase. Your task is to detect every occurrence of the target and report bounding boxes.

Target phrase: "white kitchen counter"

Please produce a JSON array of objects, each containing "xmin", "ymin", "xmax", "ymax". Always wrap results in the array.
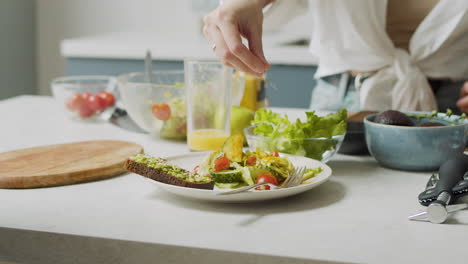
[
  {"xmin": 1, "ymin": 96, "xmax": 468, "ymax": 264},
  {"xmin": 61, "ymin": 32, "xmax": 318, "ymax": 65}
]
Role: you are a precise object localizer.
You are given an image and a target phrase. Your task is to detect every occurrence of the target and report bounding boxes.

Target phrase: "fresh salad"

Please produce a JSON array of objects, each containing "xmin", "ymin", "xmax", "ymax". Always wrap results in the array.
[
  {"xmin": 250, "ymin": 108, "xmax": 347, "ymax": 160},
  {"xmin": 195, "ymin": 134, "xmax": 322, "ymax": 190},
  {"xmin": 152, "ymin": 97, "xmax": 187, "ymax": 140}
]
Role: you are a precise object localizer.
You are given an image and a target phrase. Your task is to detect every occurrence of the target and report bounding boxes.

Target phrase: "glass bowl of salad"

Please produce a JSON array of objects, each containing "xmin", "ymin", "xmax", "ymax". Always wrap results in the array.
[
  {"xmin": 244, "ymin": 108, "xmax": 347, "ymax": 163},
  {"xmin": 51, "ymin": 76, "xmax": 117, "ymax": 121},
  {"xmin": 118, "ymin": 71, "xmax": 186, "ymax": 140}
]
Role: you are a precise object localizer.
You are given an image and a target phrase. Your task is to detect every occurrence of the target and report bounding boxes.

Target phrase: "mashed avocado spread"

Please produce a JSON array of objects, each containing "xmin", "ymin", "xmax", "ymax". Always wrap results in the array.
[{"xmin": 130, "ymin": 154, "xmax": 211, "ymax": 183}]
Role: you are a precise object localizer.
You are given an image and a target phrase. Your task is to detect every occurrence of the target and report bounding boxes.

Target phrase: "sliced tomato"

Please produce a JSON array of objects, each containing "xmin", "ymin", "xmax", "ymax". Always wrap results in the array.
[
  {"xmin": 214, "ymin": 156, "xmax": 230, "ymax": 172},
  {"xmin": 271, "ymin": 150, "xmax": 279, "ymax": 157},
  {"xmin": 255, "ymin": 173, "xmax": 278, "ymax": 190},
  {"xmin": 98, "ymin": 91, "xmax": 115, "ymax": 107},
  {"xmin": 86, "ymin": 94, "xmax": 106, "ymax": 112},
  {"xmin": 246, "ymin": 156, "xmax": 257, "ymax": 166},
  {"xmin": 152, "ymin": 103, "xmax": 171, "ymax": 121}
]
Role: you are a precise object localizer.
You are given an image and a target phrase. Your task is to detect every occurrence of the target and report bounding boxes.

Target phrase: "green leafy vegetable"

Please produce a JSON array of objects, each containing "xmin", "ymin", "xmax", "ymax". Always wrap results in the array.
[
  {"xmin": 159, "ymin": 97, "xmax": 187, "ymax": 140},
  {"xmin": 302, "ymin": 167, "xmax": 323, "ymax": 182},
  {"xmin": 406, "ymin": 108, "xmax": 467, "ymax": 125},
  {"xmin": 251, "ymin": 108, "xmax": 347, "ymax": 160}
]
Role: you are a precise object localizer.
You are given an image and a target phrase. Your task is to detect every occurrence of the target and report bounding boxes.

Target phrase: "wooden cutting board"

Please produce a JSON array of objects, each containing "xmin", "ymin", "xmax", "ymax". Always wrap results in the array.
[{"xmin": 0, "ymin": 140, "xmax": 143, "ymax": 189}]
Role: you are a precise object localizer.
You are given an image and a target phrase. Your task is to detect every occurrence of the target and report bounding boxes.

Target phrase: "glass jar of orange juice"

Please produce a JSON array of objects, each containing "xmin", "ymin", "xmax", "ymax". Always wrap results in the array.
[{"xmin": 185, "ymin": 60, "xmax": 233, "ymax": 151}]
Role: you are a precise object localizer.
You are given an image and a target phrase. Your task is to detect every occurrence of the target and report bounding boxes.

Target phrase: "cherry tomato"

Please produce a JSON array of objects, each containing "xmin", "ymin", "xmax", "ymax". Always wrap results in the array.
[
  {"xmin": 214, "ymin": 156, "xmax": 230, "ymax": 172},
  {"xmin": 82, "ymin": 92, "xmax": 92, "ymax": 101},
  {"xmin": 246, "ymin": 156, "xmax": 257, "ymax": 166},
  {"xmin": 66, "ymin": 93, "xmax": 85, "ymax": 111},
  {"xmin": 98, "ymin": 91, "xmax": 115, "ymax": 107},
  {"xmin": 255, "ymin": 174, "xmax": 279, "ymax": 190},
  {"xmin": 78, "ymin": 105, "xmax": 95, "ymax": 118},
  {"xmin": 271, "ymin": 150, "xmax": 279, "ymax": 157},
  {"xmin": 86, "ymin": 94, "xmax": 106, "ymax": 112},
  {"xmin": 152, "ymin": 103, "xmax": 171, "ymax": 121}
]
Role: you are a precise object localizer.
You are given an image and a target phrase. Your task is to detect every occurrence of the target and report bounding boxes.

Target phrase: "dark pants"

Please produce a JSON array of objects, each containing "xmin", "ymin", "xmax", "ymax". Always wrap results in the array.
[{"xmin": 429, "ymin": 79, "xmax": 465, "ymax": 115}]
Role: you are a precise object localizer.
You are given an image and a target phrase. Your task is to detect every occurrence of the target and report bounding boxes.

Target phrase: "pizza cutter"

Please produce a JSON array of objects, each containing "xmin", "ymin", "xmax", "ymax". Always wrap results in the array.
[{"xmin": 408, "ymin": 153, "xmax": 468, "ymax": 224}]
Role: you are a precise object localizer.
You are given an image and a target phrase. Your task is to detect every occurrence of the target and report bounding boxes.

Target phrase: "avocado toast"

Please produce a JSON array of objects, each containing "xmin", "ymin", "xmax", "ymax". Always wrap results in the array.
[{"xmin": 125, "ymin": 154, "xmax": 214, "ymax": 189}]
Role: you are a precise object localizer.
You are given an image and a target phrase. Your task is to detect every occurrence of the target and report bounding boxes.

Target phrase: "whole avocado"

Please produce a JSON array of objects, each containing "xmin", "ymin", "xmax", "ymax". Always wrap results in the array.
[{"xmin": 374, "ymin": 110, "xmax": 414, "ymax": 126}]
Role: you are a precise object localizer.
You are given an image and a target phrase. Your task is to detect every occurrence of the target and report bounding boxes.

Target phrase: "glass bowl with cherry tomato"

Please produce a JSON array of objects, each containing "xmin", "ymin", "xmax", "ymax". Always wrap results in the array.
[
  {"xmin": 118, "ymin": 71, "xmax": 186, "ymax": 140},
  {"xmin": 51, "ymin": 76, "xmax": 117, "ymax": 121}
]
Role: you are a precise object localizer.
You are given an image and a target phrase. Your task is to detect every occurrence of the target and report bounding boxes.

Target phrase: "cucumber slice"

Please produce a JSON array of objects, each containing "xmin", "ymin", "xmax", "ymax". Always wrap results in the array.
[
  {"xmin": 210, "ymin": 169, "xmax": 243, "ymax": 183},
  {"xmin": 240, "ymin": 167, "xmax": 254, "ymax": 185},
  {"xmin": 215, "ymin": 182, "xmax": 241, "ymax": 189}
]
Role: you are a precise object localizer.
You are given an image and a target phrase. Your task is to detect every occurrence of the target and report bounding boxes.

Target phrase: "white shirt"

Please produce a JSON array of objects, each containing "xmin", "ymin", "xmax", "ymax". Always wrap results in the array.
[{"xmin": 269, "ymin": 0, "xmax": 468, "ymax": 111}]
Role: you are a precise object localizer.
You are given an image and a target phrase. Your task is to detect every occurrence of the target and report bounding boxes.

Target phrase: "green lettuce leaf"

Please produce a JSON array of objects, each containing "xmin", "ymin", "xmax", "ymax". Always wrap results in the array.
[{"xmin": 251, "ymin": 108, "xmax": 347, "ymax": 160}]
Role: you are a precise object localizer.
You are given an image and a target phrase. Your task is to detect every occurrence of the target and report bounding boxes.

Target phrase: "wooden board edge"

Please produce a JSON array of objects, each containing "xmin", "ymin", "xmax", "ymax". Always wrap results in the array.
[{"xmin": 0, "ymin": 161, "xmax": 129, "ymax": 189}]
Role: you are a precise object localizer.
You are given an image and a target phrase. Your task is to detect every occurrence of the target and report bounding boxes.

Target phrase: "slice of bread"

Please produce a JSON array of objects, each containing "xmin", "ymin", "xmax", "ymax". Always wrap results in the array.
[{"xmin": 124, "ymin": 159, "xmax": 214, "ymax": 190}]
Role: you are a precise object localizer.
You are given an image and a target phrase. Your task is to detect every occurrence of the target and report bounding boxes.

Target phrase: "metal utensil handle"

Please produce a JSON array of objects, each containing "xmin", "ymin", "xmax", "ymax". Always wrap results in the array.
[
  {"xmin": 145, "ymin": 50, "xmax": 153, "ymax": 83},
  {"xmin": 216, "ymin": 182, "xmax": 278, "ymax": 195},
  {"xmin": 436, "ymin": 153, "xmax": 468, "ymax": 204}
]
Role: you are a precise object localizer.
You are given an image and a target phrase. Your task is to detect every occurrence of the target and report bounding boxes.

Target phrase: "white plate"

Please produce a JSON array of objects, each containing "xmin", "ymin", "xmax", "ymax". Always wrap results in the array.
[{"xmin": 144, "ymin": 152, "xmax": 332, "ymax": 202}]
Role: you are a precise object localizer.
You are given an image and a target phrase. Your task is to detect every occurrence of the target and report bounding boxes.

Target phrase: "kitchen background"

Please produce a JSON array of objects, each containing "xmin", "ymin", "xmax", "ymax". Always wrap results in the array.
[{"xmin": 1, "ymin": 0, "xmax": 316, "ymax": 107}]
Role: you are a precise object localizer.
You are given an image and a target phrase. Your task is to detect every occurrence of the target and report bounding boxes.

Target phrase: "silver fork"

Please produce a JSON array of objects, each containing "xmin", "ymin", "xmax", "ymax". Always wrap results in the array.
[{"xmin": 216, "ymin": 166, "xmax": 307, "ymax": 195}]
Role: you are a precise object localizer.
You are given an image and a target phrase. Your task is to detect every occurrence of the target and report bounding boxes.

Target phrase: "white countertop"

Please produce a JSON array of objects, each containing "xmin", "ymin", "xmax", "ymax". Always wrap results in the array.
[
  {"xmin": 60, "ymin": 32, "xmax": 318, "ymax": 65},
  {"xmin": 1, "ymin": 95, "xmax": 468, "ymax": 264}
]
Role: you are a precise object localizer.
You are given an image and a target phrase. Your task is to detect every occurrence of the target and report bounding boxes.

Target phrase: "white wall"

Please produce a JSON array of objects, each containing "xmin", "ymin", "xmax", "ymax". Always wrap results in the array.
[
  {"xmin": 36, "ymin": 0, "xmax": 310, "ymax": 96},
  {"xmin": 36, "ymin": 0, "xmax": 199, "ymax": 96},
  {"xmin": 0, "ymin": 0, "xmax": 36, "ymax": 100}
]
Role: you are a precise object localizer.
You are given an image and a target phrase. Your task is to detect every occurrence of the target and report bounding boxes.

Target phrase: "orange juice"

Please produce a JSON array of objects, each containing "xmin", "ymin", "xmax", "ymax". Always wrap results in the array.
[{"xmin": 188, "ymin": 129, "xmax": 230, "ymax": 151}]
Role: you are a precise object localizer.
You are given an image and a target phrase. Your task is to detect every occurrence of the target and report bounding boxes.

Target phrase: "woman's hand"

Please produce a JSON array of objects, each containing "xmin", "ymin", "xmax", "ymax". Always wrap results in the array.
[
  {"xmin": 456, "ymin": 81, "xmax": 468, "ymax": 113},
  {"xmin": 203, "ymin": 0, "xmax": 271, "ymax": 77}
]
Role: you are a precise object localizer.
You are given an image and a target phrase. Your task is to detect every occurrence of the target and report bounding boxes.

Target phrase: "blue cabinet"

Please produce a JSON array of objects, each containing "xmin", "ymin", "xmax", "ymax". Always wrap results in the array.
[{"xmin": 65, "ymin": 58, "xmax": 317, "ymax": 108}]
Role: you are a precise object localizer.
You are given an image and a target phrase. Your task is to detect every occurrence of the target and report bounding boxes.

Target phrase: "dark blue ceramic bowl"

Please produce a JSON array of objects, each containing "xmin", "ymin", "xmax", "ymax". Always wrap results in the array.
[{"xmin": 364, "ymin": 112, "xmax": 468, "ymax": 171}]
